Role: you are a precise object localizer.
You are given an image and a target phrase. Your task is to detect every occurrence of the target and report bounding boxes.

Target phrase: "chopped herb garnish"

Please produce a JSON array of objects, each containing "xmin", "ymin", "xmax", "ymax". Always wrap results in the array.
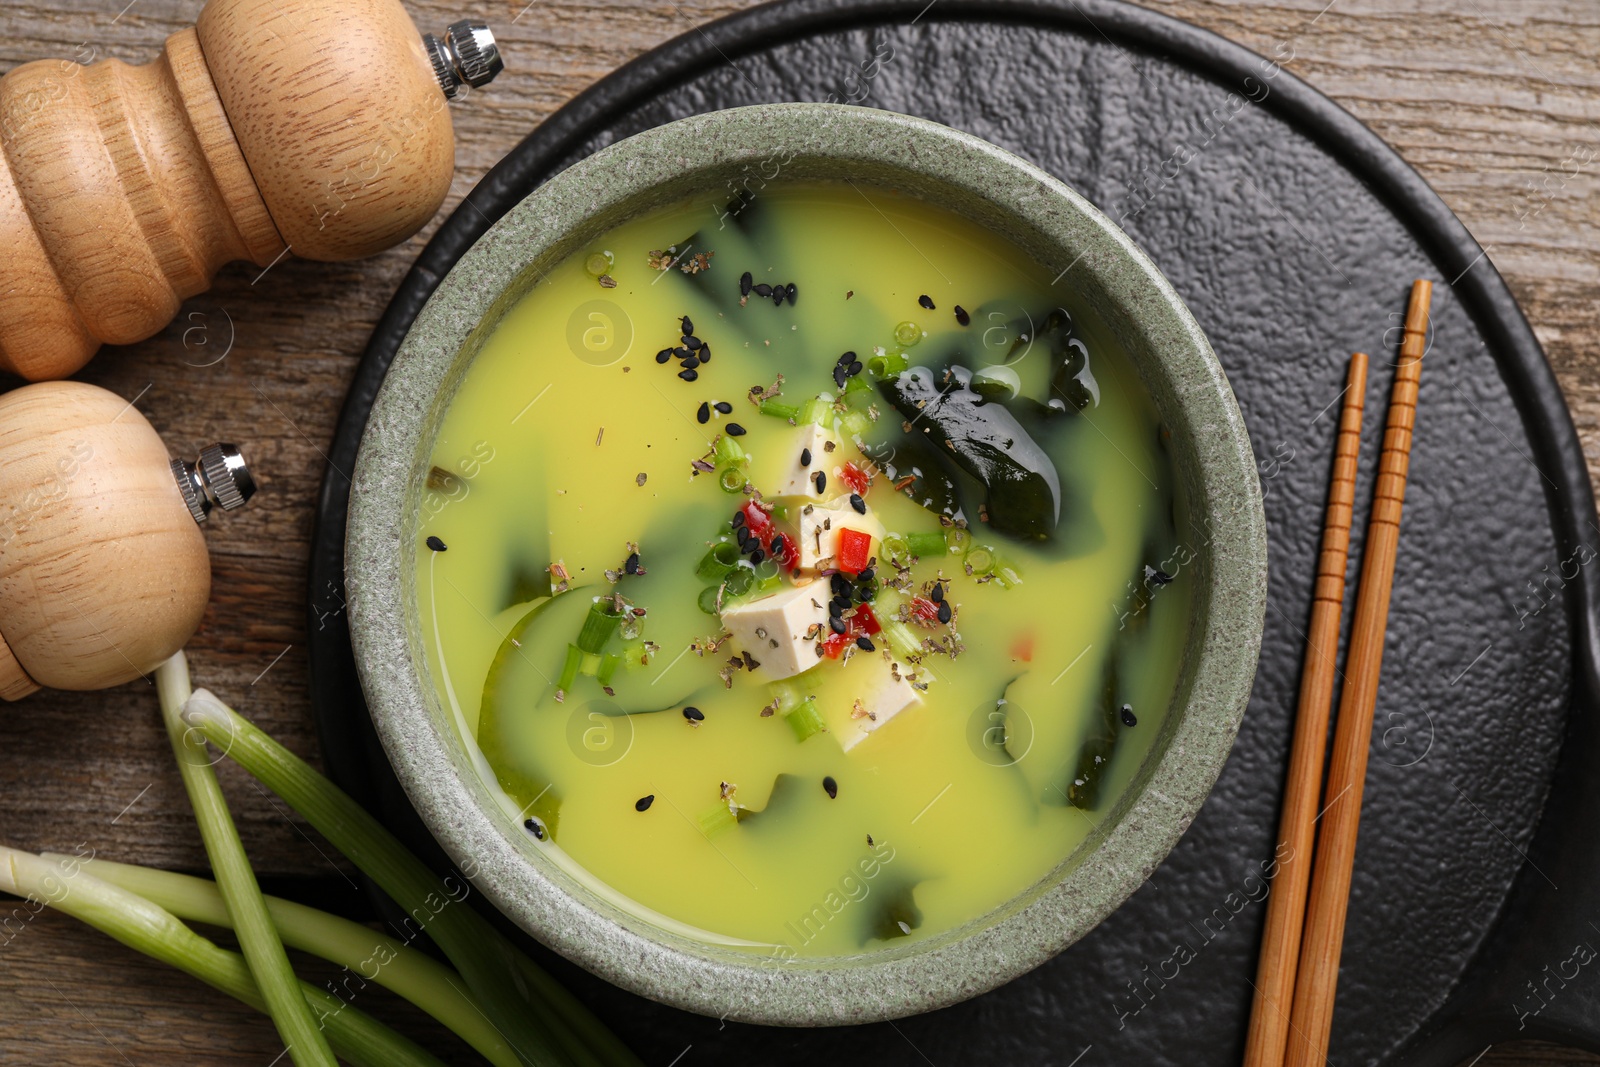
[
  {"xmin": 598, "ymin": 274, "xmax": 617, "ymax": 289},
  {"xmin": 918, "ymin": 294, "xmax": 935, "ymax": 310},
  {"xmin": 425, "ymin": 536, "xmax": 447, "ymax": 552},
  {"xmin": 823, "ymin": 776, "xmax": 838, "ymax": 799}
]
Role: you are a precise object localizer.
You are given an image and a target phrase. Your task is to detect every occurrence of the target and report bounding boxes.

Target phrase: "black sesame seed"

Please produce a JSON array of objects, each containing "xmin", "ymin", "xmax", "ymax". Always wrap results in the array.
[
  {"xmin": 954, "ymin": 305, "xmax": 971, "ymax": 326},
  {"xmin": 698, "ymin": 344, "xmax": 712, "ymax": 363},
  {"xmin": 800, "ymin": 447, "xmax": 812, "ymax": 467},
  {"xmin": 856, "ymin": 636, "xmax": 875, "ymax": 652},
  {"xmin": 697, "ymin": 401, "xmax": 711, "ymax": 424},
  {"xmin": 918, "ymin": 294, "xmax": 935, "ymax": 310},
  {"xmin": 814, "ymin": 471, "xmax": 827, "ymax": 493},
  {"xmin": 837, "ymin": 351, "xmax": 856, "ymax": 366},
  {"xmin": 829, "ymin": 616, "xmax": 847, "ymax": 634},
  {"xmin": 823, "ymin": 776, "xmax": 838, "ymax": 799},
  {"xmin": 714, "ymin": 401, "xmax": 733, "ymax": 414},
  {"xmin": 829, "ymin": 601, "xmax": 843, "ymax": 618},
  {"xmin": 937, "ymin": 600, "xmax": 952, "ymax": 624},
  {"xmin": 674, "ymin": 346, "xmax": 694, "ymax": 359},
  {"xmin": 682, "ymin": 334, "xmax": 701, "ymax": 349},
  {"xmin": 830, "ymin": 573, "xmax": 851, "ymax": 596},
  {"xmin": 726, "ymin": 423, "xmax": 747, "ymax": 437},
  {"xmin": 425, "ymin": 536, "xmax": 447, "ymax": 552},
  {"xmin": 849, "ymin": 493, "xmax": 866, "ymax": 514},
  {"xmin": 785, "ymin": 283, "xmax": 797, "ymax": 305},
  {"xmin": 681, "ymin": 355, "xmax": 700, "ymax": 370},
  {"xmin": 681, "ymin": 315, "xmax": 694, "ymax": 335},
  {"xmin": 740, "ymin": 271, "xmax": 753, "ymax": 296},
  {"xmin": 625, "ymin": 552, "xmax": 641, "ymax": 575},
  {"xmin": 833, "ymin": 365, "xmax": 847, "ymax": 389},
  {"xmin": 858, "ymin": 567, "xmax": 875, "ymax": 583},
  {"xmin": 930, "ymin": 582, "xmax": 944, "ymax": 603},
  {"xmin": 848, "ymin": 360, "xmax": 864, "ymax": 377},
  {"xmin": 655, "ymin": 349, "xmax": 672, "ymax": 364},
  {"xmin": 679, "ymin": 368, "xmax": 699, "ymax": 381},
  {"xmin": 772, "ymin": 288, "xmax": 786, "ymax": 307},
  {"xmin": 750, "ymin": 548, "xmax": 765, "ymax": 565},
  {"xmin": 732, "ymin": 510, "xmax": 747, "ymax": 527},
  {"xmin": 737, "ymin": 528, "xmax": 753, "ymax": 548},
  {"xmin": 523, "ymin": 818, "xmax": 546, "ymax": 840},
  {"xmin": 684, "ymin": 705, "xmax": 705, "ymax": 722},
  {"xmin": 1120, "ymin": 705, "xmax": 1138, "ymax": 728},
  {"xmin": 635, "ymin": 795, "xmax": 655, "ymax": 812},
  {"xmin": 753, "ymin": 283, "xmax": 772, "ymax": 297},
  {"xmin": 770, "ymin": 536, "xmax": 784, "ymax": 554}
]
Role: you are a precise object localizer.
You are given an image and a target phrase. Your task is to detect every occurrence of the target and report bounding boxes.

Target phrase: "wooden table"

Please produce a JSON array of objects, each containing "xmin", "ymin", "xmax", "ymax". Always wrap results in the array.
[{"xmin": 1, "ymin": 1, "xmax": 1595, "ymax": 1063}]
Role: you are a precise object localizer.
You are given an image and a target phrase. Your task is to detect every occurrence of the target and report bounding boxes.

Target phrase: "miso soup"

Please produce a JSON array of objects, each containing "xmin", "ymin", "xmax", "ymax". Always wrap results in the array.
[{"xmin": 415, "ymin": 183, "xmax": 1191, "ymax": 959}]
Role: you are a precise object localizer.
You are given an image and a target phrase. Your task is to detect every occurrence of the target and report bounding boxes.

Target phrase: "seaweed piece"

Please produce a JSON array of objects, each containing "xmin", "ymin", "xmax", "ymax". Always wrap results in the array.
[
  {"xmin": 878, "ymin": 366, "xmax": 1062, "ymax": 541},
  {"xmin": 857, "ymin": 436, "xmax": 968, "ymax": 521},
  {"xmin": 862, "ymin": 874, "xmax": 923, "ymax": 944}
]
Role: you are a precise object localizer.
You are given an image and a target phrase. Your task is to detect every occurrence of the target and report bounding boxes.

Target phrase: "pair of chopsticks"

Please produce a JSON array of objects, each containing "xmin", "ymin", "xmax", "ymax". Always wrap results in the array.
[{"xmin": 1242, "ymin": 279, "xmax": 1434, "ymax": 1067}]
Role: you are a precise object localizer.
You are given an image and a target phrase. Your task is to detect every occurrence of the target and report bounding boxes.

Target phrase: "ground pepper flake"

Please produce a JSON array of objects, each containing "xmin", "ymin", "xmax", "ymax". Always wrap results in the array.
[{"xmin": 636, "ymin": 472, "xmax": 648, "ymax": 486}]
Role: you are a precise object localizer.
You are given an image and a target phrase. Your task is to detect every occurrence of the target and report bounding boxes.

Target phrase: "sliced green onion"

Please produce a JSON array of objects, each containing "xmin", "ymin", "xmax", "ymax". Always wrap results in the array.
[
  {"xmin": 696, "ymin": 541, "xmax": 740, "ymax": 580},
  {"xmin": 840, "ymin": 409, "xmax": 872, "ymax": 436},
  {"xmin": 621, "ymin": 641, "xmax": 649, "ymax": 669},
  {"xmin": 995, "ymin": 562, "xmax": 1025, "ymax": 588},
  {"xmin": 785, "ymin": 700, "xmax": 827, "ymax": 742},
  {"xmin": 0, "ymin": 846, "xmax": 445, "ymax": 1067},
  {"xmin": 906, "ymin": 531, "xmax": 948, "ymax": 558},
  {"xmin": 577, "ymin": 597, "xmax": 624, "ymax": 654},
  {"xmin": 713, "ymin": 433, "xmax": 747, "ymax": 468},
  {"xmin": 63, "ymin": 856, "xmax": 517, "ymax": 1067},
  {"xmin": 882, "ymin": 533, "xmax": 911, "ymax": 563},
  {"xmin": 879, "ymin": 620, "xmax": 922, "ymax": 661},
  {"xmin": 182, "ymin": 690, "xmax": 639, "ymax": 1067},
  {"xmin": 697, "ymin": 801, "xmax": 739, "ymax": 838},
  {"xmin": 965, "ymin": 545, "xmax": 996, "ymax": 574},
  {"xmin": 718, "ymin": 466, "xmax": 746, "ymax": 493},
  {"xmin": 578, "ymin": 651, "xmax": 602, "ymax": 677},
  {"xmin": 766, "ymin": 678, "xmax": 808, "ymax": 714},
  {"xmin": 597, "ymin": 651, "xmax": 624, "ymax": 688},
  {"xmin": 944, "ymin": 527, "xmax": 973, "ymax": 554},
  {"xmin": 697, "ymin": 585, "xmax": 722, "ymax": 615},
  {"xmin": 842, "ymin": 375, "xmax": 874, "ymax": 408},
  {"xmin": 558, "ymin": 642, "xmax": 584, "ymax": 690},
  {"xmin": 723, "ymin": 566, "xmax": 755, "ymax": 597},
  {"xmin": 799, "ymin": 397, "xmax": 833, "ymax": 427},
  {"xmin": 758, "ymin": 398, "xmax": 800, "ymax": 420},
  {"xmin": 893, "ymin": 321, "xmax": 922, "ymax": 346},
  {"xmin": 155, "ymin": 655, "xmax": 336, "ymax": 1067},
  {"xmin": 752, "ymin": 558, "xmax": 780, "ymax": 582},
  {"xmin": 866, "ymin": 348, "xmax": 908, "ymax": 379}
]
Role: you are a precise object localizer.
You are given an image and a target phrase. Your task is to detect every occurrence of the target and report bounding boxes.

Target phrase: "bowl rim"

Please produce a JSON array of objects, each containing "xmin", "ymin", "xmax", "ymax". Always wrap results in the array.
[{"xmin": 347, "ymin": 102, "xmax": 1267, "ymax": 1026}]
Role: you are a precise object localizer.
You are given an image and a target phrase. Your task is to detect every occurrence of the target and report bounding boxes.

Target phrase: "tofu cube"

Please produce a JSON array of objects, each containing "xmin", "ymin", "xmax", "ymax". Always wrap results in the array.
[
  {"xmin": 753, "ymin": 423, "xmax": 841, "ymax": 503},
  {"xmin": 720, "ymin": 580, "xmax": 830, "ymax": 681},
  {"xmin": 822, "ymin": 655, "xmax": 924, "ymax": 752},
  {"xmin": 793, "ymin": 499, "xmax": 885, "ymax": 572}
]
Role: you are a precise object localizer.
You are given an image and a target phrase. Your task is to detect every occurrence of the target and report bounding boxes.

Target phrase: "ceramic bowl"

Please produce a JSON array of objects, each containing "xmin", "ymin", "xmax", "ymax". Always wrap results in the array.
[{"xmin": 346, "ymin": 102, "xmax": 1266, "ymax": 1026}]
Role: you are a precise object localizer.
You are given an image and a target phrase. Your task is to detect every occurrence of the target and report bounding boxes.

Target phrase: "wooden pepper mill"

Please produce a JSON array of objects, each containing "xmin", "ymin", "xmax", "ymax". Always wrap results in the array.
[
  {"xmin": 0, "ymin": 382, "xmax": 256, "ymax": 699},
  {"xmin": 0, "ymin": 0, "xmax": 504, "ymax": 381}
]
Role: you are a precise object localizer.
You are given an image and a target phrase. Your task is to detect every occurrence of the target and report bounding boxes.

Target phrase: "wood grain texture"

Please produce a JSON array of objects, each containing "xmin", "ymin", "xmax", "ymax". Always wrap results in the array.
[{"xmin": 0, "ymin": 2, "xmax": 1594, "ymax": 1064}]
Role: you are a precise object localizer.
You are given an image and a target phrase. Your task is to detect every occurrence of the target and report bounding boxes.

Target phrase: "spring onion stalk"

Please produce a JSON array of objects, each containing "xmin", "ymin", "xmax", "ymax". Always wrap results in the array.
[
  {"xmin": 621, "ymin": 641, "xmax": 649, "ymax": 669},
  {"xmin": 905, "ymin": 531, "xmax": 948, "ymax": 558},
  {"xmin": 596, "ymin": 652, "xmax": 624, "ymax": 689},
  {"xmin": 866, "ymin": 348, "xmax": 908, "ymax": 379},
  {"xmin": 944, "ymin": 527, "xmax": 972, "ymax": 554},
  {"xmin": 54, "ymin": 856, "xmax": 517, "ymax": 1067},
  {"xmin": 757, "ymin": 398, "xmax": 800, "ymax": 420},
  {"xmin": 842, "ymin": 375, "xmax": 873, "ymax": 408},
  {"xmin": 558, "ymin": 642, "xmax": 584, "ymax": 691},
  {"xmin": 712, "ymin": 433, "xmax": 747, "ymax": 468},
  {"xmin": 766, "ymin": 678, "xmax": 808, "ymax": 714},
  {"xmin": 881, "ymin": 533, "xmax": 910, "ymax": 564},
  {"xmin": 964, "ymin": 545, "xmax": 996, "ymax": 574},
  {"xmin": 182, "ymin": 689, "xmax": 640, "ymax": 1067},
  {"xmin": 697, "ymin": 801, "xmax": 739, "ymax": 837},
  {"xmin": 0, "ymin": 846, "xmax": 444, "ymax": 1067},
  {"xmin": 697, "ymin": 585, "xmax": 722, "ymax": 615},
  {"xmin": 840, "ymin": 409, "xmax": 872, "ymax": 436},
  {"xmin": 723, "ymin": 566, "xmax": 755, "ymax": 598},
  {"xmin": 798, "ymin": 396, "xmax": 833, "ymax": 427},
  {"xmin": 696, "ymin": 541, "xmax": 739, "ymax": 580},
  {"xmin": 155, "ymin": 654, "xmax": 337, "ymax": 1067},
  {"xmin": 785, "ymin": 701, "xmax": 827, "ymax": 742},
  {"xmin": 576, "ymin": 599, "xmax": 623, "ymax": 655},
  {"xmin": 879, "ymin": 620, "xmax": 923, "ymax": 661}
]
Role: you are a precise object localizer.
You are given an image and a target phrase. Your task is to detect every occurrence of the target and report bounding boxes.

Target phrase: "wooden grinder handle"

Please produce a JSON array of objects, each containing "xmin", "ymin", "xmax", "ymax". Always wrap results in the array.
[{"xmin": 0, "ymin": 0, "xmax": 501, "ymax": 381}]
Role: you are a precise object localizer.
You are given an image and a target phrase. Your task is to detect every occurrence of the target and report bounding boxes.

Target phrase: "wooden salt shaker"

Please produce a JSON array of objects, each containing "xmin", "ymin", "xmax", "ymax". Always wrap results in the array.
[
  {"xmin": 0, "ymin": 0, "xmax": 503, "ymax": 381},
  {"xmin": 0, "ymin": 382, "xmax": 256, "ymax": 699}
]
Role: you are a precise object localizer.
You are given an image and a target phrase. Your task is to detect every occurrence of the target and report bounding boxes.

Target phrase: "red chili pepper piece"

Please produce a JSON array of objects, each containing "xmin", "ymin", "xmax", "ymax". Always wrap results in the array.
[
  {"xmin": 822, "ymin": 629, "xmax": 852, "ymax": 659},
  {"xmin": 854, "ymin": 603, "xmax": 882, "ymax": 635},
  {"xmin": 910, "ymin": 596, "xmax": 942, "ymax": 626},
  {"xmin": 838, "ymin": 461, "xmax": 871, "ymax": 496},
  {"xmin": 837, "ymin": 527, "xmax": 872, "ymax": 574}
]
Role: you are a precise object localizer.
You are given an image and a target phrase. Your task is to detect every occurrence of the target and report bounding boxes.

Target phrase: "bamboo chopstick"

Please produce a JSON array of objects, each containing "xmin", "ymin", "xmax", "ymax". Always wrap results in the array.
[
  {"xmin": 1241, "ymin": 351, "xmax": 1369, "ymax": 1067},
  {"xmin": 1282, "ymin": 279, "xmax": 1434, "ymax": 1067}
]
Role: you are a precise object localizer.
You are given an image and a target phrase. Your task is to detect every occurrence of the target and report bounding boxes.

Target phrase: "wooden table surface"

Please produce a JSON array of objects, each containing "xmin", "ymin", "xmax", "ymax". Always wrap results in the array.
[{"xmin": 1, "ymin": 0, "xmax": 1597, "ymax": 1063}]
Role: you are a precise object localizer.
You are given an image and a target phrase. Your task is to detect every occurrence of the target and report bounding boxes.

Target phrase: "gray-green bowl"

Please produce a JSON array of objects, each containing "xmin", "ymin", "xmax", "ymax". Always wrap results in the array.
[{"xmin": 346, "ymin": 103, "xmax": 1267, "ymax": 1026}]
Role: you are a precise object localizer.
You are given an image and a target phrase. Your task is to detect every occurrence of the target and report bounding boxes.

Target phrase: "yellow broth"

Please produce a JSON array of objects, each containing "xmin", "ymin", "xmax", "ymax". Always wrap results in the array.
[{"xmin": 414, "ymin": 183, "xmax": 1191, "ymax": 958}]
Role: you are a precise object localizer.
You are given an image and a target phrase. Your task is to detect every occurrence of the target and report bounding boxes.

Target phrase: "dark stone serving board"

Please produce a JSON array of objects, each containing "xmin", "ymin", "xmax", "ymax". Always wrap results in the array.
[{"xmin": 307, "ymin": 2, "xmax": 1600, "ymax": 1064}]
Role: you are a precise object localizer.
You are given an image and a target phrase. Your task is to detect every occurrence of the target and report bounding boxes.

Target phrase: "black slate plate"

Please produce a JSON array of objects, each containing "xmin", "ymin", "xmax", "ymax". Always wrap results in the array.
[{"xmin": 307, "ymin": 2, "xmax": 1600, "ymax": 1064}]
